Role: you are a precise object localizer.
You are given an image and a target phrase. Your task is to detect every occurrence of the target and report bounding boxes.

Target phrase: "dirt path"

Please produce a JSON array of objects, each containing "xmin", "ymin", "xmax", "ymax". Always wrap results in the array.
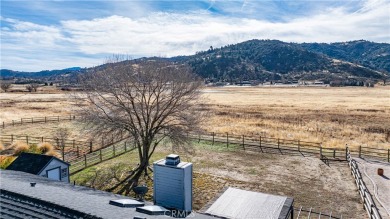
[{"xmin": 354, "ymin": 157, "xmax": 390, "ymax": 218}]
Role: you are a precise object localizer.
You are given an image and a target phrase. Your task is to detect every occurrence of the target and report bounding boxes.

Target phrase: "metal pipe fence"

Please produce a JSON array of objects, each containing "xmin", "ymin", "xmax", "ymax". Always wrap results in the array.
[{"xmin": 347, "ymin": 148, "xmax": 382, "ymax": 219}]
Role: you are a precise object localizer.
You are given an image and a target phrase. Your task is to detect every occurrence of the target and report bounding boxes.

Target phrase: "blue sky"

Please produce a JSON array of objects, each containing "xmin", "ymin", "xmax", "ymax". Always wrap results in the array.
[{"xmin": 1, "ymin": 0, "xmax": 389, "ymax": 71}]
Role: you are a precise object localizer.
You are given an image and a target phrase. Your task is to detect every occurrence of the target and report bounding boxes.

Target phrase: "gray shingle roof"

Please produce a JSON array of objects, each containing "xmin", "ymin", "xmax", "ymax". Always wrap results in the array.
[
  {"xmin": 0, "ymin": 189, "xmax": 100, "ymax": 219},
  {"xmin": 0, "ymin": 170, "xmax": 214, "ymax": 219},
  {"xmin": 6, "ymin": 152, "xmax": 69, "ymax": 175}
]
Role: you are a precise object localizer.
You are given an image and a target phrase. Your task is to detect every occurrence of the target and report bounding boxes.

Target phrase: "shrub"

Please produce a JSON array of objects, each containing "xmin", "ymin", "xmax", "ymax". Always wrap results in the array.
[
  {"xmin": 12, "ymin": 142, "xmax": 30, "ymax": 156},
  {"xmin": 38, "ymin": 142, "xmax": 54, "ymax": 154},
  {"xmin": 28, "ymin": 144, "xmax": 42, "ymax": 154},
  {"xmin": 45, "ymin": 150, "xmax": 61, "ymax": 158},
  {"xmin": 0, "ymin": 155, "xmax": 16, "ymax": 169}
]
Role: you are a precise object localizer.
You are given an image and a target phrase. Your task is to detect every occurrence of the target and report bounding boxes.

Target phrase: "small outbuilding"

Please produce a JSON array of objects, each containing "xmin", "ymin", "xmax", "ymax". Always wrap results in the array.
[
  {"xmin": 6, "ymin": 152, "xmax": 70, "ymax": 183},
  {"xmin": 201, "ymin": 187, "xmax": 294, "ymax": 219}
]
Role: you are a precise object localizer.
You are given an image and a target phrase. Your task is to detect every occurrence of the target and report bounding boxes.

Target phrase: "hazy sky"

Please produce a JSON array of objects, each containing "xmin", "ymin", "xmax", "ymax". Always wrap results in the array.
[{"xmin": 1, "ymin": 0, "xmax": 389, "ymax": 71}]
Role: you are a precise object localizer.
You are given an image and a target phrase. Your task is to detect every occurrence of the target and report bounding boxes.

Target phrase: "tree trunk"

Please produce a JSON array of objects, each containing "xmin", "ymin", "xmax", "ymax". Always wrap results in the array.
[{"xmin": 108, "ymin": 153, "xmax": 151, "ymax": 195}]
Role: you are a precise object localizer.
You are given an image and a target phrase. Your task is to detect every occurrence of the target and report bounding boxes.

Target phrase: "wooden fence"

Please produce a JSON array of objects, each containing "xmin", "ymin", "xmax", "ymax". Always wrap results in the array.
[
  {"xmin": 347, "ymin": 148, "xmax": 382, "ymax": 219},
  {"xmin": 69, "ymin": 140, "xmax": 136, "ymax": 175},
  {"xmin": 1, "ymin": 115, "xmax": 77, "ymax": 129},
  {"xmin": 189, "ymin": 132, "xmax": 348, "ymax": 161},
  {"xmin": 359, "ymin": 146, "xmax": 390, "ymax": 163},
  {"xmin": 0, "ymin": 134, "xmax": 127, "ymax": 162}
]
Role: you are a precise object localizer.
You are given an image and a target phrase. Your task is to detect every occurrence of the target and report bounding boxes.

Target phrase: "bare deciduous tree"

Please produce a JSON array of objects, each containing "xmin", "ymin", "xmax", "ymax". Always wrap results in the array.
[
  {"xmin": 26, "ymin": 83, "xmax": 40, "ymax": 92},
  {"xmin": 1, "ymin": 82, "xmax": 12, "ymax": 92},
  {"xmin": 54, "ymin": 127, "xmax": 70, "ymax": 160},
  {"xmin": 75, "ymin": 59, "xmax": 204, "ymax": 193}
]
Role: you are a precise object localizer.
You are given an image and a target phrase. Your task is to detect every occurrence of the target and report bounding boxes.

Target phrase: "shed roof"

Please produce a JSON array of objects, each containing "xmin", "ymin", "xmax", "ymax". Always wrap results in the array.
[
  {"xmin": 6, "ymin": 152, "xmax": 69, "ymax": 175},
  {"xmin": 201, "ymin": 187, "xmax": 294, "ymax": 219}
]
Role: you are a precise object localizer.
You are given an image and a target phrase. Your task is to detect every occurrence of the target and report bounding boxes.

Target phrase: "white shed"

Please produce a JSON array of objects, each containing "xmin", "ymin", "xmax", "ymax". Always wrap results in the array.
[{"xmin": 6, "ymin": 152, "xmax": 70, "ymax": 183}]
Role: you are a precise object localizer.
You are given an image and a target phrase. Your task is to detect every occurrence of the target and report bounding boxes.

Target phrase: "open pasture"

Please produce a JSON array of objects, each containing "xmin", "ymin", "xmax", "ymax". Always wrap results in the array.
[
  {"xmin": 1, "ymin": 86, "xmax": 389, "ymax": 151},
  {"xmin": 202, "ymin": 86, "xmax": 390, "ymax": 150}
]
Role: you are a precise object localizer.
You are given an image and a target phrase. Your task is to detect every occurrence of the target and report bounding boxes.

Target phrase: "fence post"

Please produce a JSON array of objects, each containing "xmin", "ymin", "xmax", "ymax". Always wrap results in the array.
[
  {"xmin": 12, "ymin": 120, "xmax": 14, "ymax": 126},
  {"xmin": 298, "ymin": 140, "xmax": 300, "ymax": 152},
  {"xmin": 388, "ymin": 149, "xmax": 389, "ymax": 163},
  {"xmin": 57, "ymin": 116, "xmax": 60, "ymax": 122},
  {"xmin": 100, "ymin": 149, "xmax": 102, "ymax": 161},
  {"xmin": 77, "ymin": 145, "xmax": 79, "ymax": 157},
  {"xmin": 21, "ymin": 118, "xmax": 23, "ymax": 124},
  {"xmin": 320, "ymin": 146, "xmax": 322, "ymax": 159},
  {"xmin": 113, "ymin": 145, "xmax": 116, "ymax": 156},
  {"xmin": 32, "ymin": 118, "xmax": 34, "ymax": 123},
  {"xmin": 45, "ymin": 117, "xmax": 47, "ymax": 123},
  {"xmin": 198, "ymin": 134, "xmax": 200, "ymax": 143},
  {"xmin": 41, "ymin": 137, "xmax": 44, "ymax": 142},
  {"xmin": 259, "ymin": 136, "xmax": 263, "ymax": 153},
  {"xmin": 259, "ymin": 136, "xmax": 262, "ymax": 146},
  {"xmin": 72, "ymin": 140, "xmax": 75, "ymax": 148},
  {"xmin": 2, "ymin": 121, "xmax": 4, "ymax": 128},
  {"xmin": 333, "ymin": 149, "xmax": 336, "ymax": 158},
  {"xmin": 102, "ymin": 137, "xmax": 104, "ymax": 147},
  {"xmin": 124, "ymin": 141, "xmax": 127, "ymax": 151},
  {"xmin": 242, "ymin": 135, "xmax": 245, "ymax": 150},
  {"xmin": 224, "ymin": 133, "xmax": 227, "ymax": 148},
  {"xmin": 212, "ymin": 132, "xmax": 215, "ymax": 145},
  {"xmin": 277, "ymin": 138, "xmax": 280, "ymax": 150},
  {"xmin": 89, "ymin": 141, "xmax": 93, "ymax": 153},
  {"xmin": 84, "ymin": 155, "xmax": 87, "ymax": 167},
  {"xmin": 345, "ymin": 146, "xmax": 348, "ymax": 161},
  {"xmin": 26, "ymin": 135, "xmax": 29, "ymax": 144},
  {"xmin": 62, "ymin": 147, "xmax": 65, "ymax": 161},
  {"xmin": 359, "ymin": 146, "xmax": 361, "ymax": 158},
  {"xmin": 11, "ymin": 134, "xmax": 13, "ymax": 142},
  {"xmin": 56, "ymin": 137, "xmax": 59, "ymax": 149},
  {"xmin": 70, "ymin": 115, "xmax": 72, "ymax": 120}
]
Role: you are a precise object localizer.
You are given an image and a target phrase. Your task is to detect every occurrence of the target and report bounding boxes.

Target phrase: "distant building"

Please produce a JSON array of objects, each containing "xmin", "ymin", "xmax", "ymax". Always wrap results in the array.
[{"xmin": 6, "ymin": 152, "xmax": 70, "ymax": 182}]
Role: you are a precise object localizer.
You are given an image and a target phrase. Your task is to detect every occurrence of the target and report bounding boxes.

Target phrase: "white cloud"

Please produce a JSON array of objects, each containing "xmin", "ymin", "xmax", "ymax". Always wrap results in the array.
[{"xmin": 1, "ymin": 0, "xmax": 389, "ymax": 71}]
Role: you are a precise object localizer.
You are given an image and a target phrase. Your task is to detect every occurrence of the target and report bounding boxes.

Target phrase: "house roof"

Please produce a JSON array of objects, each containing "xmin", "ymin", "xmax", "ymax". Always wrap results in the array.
[
  {"xmin": 0, "ymin": 170, "xmax": 214, "ymax": 219},
  {"xmin": 6, "ymin": 152, "xmax": 69, "ymax": 174}
]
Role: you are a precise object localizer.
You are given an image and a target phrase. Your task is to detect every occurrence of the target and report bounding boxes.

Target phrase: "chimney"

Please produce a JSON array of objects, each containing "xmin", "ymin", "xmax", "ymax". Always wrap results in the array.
[{"xmin": 153, "ymin": 154, "xmax": 192, "ymax": 212}]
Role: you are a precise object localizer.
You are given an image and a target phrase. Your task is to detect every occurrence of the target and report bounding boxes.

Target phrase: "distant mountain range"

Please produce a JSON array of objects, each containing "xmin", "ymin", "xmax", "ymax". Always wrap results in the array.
[{"xmin": 1, "ymin": 40, "xmax": 389, "ymax": 83}]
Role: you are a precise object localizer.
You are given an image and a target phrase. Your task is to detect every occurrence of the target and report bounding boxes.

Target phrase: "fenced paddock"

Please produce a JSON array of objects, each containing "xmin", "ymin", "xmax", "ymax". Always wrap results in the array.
[
  {"xmin": 347, "ymin": 148, "xmax": 382, "ymax": 219},
  {"xmin": 189, "ymin": 132, "xmax": 350, "ymax": 162}
]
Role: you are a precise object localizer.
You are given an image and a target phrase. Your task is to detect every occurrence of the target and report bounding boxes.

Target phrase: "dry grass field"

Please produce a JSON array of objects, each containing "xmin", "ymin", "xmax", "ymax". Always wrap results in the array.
[
  {"xmin": 1, "ymin": 86, "xmax": 389, "ymax": 151},
  {"xmin": 202, "ymin": 86, "xmax": 390, "ymax": 150}
]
